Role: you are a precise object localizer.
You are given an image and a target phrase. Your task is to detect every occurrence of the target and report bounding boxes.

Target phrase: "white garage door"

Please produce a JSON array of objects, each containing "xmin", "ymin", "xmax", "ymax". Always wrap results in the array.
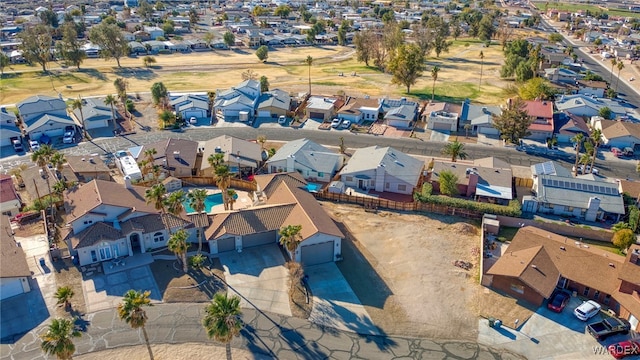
[
  {"xmin": 30, "ymin": 127, "xmax": 65, "ymax": 141},
  {"xmin": 0, "ymin": 278, "xmax": 24, "ymax": 300},
  {"xmin": 217, "ymin": 237, "xmax": 235, "ymax": 253},
  {"xmin": 184, "ymin": 110, "xmax": 204, "ymax": 119},
  {"xmin": 431, "ymin": 122, "xmax": 452, "ymax": 131},
  {"xmin": 243, "ymin": 231, "xmax": 275, "ymax": 248},
  {"xmin": 0, "ymin": 136, "xmax": 11, "ymax": 147},
  {"xmin": 300, "ymin": 241, "xmax": 334, "ymax": 266},
  {"xmin": 257, "ymin": 110, "xmax": 271, "ymax": 118}
]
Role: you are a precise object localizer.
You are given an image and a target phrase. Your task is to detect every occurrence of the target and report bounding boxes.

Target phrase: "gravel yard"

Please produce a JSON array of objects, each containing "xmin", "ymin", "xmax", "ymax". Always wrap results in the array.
[{"xmin": 322, "ymin": 202, "xmax": 482, "ymax": 340}]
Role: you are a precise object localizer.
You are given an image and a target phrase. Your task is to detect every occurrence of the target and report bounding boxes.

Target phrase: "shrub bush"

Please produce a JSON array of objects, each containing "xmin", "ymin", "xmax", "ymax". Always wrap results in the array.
[{"xmin": 414, "ymin": 191, "xmax": 522, "ymax": 217}]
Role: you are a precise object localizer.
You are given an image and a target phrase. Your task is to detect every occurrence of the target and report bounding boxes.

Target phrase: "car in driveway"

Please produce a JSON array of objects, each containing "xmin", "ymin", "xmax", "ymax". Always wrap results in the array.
[
  {"xmin": 331, "ymin": 118, "xmax": 341, "ymax": 128},
  {"xmin": 608, "ymin": 340, "xmax": 640, "ymax": 359},
  {"xmin": 340, "ymin": 119, "xmax": 352, "ymax": 129},
  {"xmin": 547, "ymin": 290, "xmax": 571, "ymax": 313},
  {"xmin": 63, "ymin": 126, "xmax": 76, "ymax": 144},
  {"xmin": 587, "ymin": 316, "xmax": 631, "ymax": 341},
  {"xmin": 29, "ymin": 140, "xmax": 40, "ymax": 151},
  {"xmin": 574, "ymin": 300, "xmax": 601, "ymax": 321}
]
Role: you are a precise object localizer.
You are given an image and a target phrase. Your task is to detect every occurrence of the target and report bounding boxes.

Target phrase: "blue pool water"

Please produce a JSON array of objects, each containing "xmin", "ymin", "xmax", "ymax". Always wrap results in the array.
[
  {"xmin": 306, "ymin": 183, "xmax": 321, "ymax": 193},
  {"xmin": 184, "ymin": 192, "xmax": 224, "ymax": 213}
]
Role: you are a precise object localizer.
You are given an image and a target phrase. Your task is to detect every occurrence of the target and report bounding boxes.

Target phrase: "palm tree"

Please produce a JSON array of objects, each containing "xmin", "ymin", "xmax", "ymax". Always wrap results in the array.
[
  {"xmin": 168, "ymin": 229, "xmax": 189, "ymax": 272},
  {"xmin": 616, "ymin": 61, "xmax": 624, "ymax": 92},
  {"xmin": 304, "ymin": 55, "xmax": 313, "ymax": 96},
  {"xmin": 40, "ymin": 318, "xmax": 81, "ymax": 360},
  {"xmin": 31, "ymin": 145, "xmax": 55, "ymax": 211},
  {"xmin": 187, "ymin": 189, "xmax": 208, "ymax": 253},
  {"xmin": 70, "ymin": 97, "xmax": 86, "ymax": 140},
  {"xmin": 571, "ymin": 133, "xmax": 585, "ymax": 177},
  {"xmin": 54, "ymin": 286, "xmax": 74, "ymax": 310},
  {"xmin": 279, "ymin": 224, "xmax": 303, "ymax": 260},
  {"xmin": 226, "ymin": 189, "xmax": 237, "ymax": 210},
  {"xmin": 463, "ymin": 124, "xmax": 472, "ymax": 138},
  {"xmin": 589, "ymin": 129, "xmax": 602, "ymax": 173},
  {"xmin": 104, "ymin": 94, "xmax": 118, "ymax": 134},
  {"xmin": 202, "ymin": 292, "xmax": 243, "ymax": 360},
  {"xmin": 142, "ymin": 148, "xmax": 157, "ymax": 182},
  {"xmin": 53, "ymin": 180, "xmax": 68, "ymax": 195},
  {"xmin": 145, "ymin": 183, "xmax": 168, "ymax": 232},
  {"xmin": 118, "ymin": 290, "xmax": 154, "ymax": 360},
  {"xmin": 478, "ymin": 51, "xmax": 484, "ymax": 92},
  {"xmin": 165, "ymin": 189, "xmax": 185, "ymax": 218},
  {"xmin": 208, "ymin": 152, "xmax": 225, "ymax": 170},
  {"xmin": 431, "ymin": 65, "xmax": 440, "ymax": 102},
  {"xmin": 257, "ymin": 135, "xmax": 267, "ymax": 150},
  {"xmin": 610, "ymin": 58, "xmax": 617, "ymax": 84},
  {"xmin": 215, "ymin": 165, "xmax": 232, "ymax": 210},
  {"xmin": 207, "ymin": 91, "xmax": 216, "ymax": 125},
  {"xmin": 441, "ymin": 141, "xmax": 468, "ymax": 162}
]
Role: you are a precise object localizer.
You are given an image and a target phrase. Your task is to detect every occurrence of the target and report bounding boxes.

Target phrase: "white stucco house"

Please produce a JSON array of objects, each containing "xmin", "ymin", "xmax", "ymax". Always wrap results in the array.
[
  {"xmin": 70, "ymin": 98, "xmax": 113, "ymax": 130},
  {"xmin": 339, "ymin": 146, "xmax": 424, "ymax": 195},
  {"xmin": 0, "ymin": 215, "xmax": 32, "ymax": 300},
  {"xmin": 170, "ymin": 94, "xmax": 210, "ymax": 120},
  {"xmin": 0, "ymin": 108, "xmax": 21, "ymax": 148},
  {"xmin": 17, "ymin": 95, "xmax": 76, "ymax": 141},
  {"xmin": 0, "ymin": 175, "xmax": 21, "ymax": 217},
  {"xmin": 266, "ymin": 138, "xmax": 345, "ymax": 182},
  {"xmin": 336, "ymin": 97, "xmax": 381, "ymax": 124},
  {"xmin": 214, "ymin": 80, "xmax": 261, "ymax": 122},
  {"xmin": 380, "ymin": 98, "xmax": 418, "ymax": 129}
]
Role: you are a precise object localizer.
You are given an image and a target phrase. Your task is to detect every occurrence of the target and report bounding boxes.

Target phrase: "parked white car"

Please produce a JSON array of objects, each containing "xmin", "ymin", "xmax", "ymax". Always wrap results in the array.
[
  {"xmin": 278, "ymin": 115, "xmax": 287, "ymax": 124},
  {"xmin": 340, "ymin": 119, "xmax": 352, "ymax": 129},
  {"xmin": 331, "ymin": 118, "xmax": 341, "ymax": 128},
  {"xmin": 574, "ymin": 300, "xmax": 601, "ymax": 321},
  {"xmin": 29, "ymin": 140, "xmax": 40, "ymax": 151}
]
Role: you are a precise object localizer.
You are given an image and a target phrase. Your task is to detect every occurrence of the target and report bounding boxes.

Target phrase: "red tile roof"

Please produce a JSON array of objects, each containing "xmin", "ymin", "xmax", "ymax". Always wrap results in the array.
[
  {"xmin": 523, "ymin": 100, "xmax": 553, "ymax": 120},
  {"xmin": 0, "ymin": 175, "xmax": 18, "ymax": 203}
]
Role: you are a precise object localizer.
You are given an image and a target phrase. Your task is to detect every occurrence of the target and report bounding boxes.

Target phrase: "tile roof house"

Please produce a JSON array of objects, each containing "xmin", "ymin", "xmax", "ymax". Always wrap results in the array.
[
  {"xmin": 459, "ymin": 100, "xmax": 502, "ymax": 136},
  {"xmin": 618, "ymin": 180, "xmax": 640, "ymax": 206},
  {"xmin": 339, "ymin": 146, "xmax": 424, "ymax": 195},
  {"xmin": 306, "ymin": 96, "xmax": 340, "ymax": 122},
  {"xmin": 22, "ymin": 165, "xmax": 55, "ymax": 201},
  {"xmin": 556, "ymin": 94, "xmax": 627, "ymax": 118},
  {"xmin": 544, "ymin": 67, "xmax": 583, "ymax": 84},
  {"xmin": 486, "ymin": 227, "xmax": 640, "ymax": 331},
  {"xmin": 70, "ymin": 98, "xmax": 113, "ymax": 130},
  {"xmin": 65, "ymin": 156, "xmax": 112, "ymax": 182},
  {"xmin": 522, "ymin": 99, "xmax": 554, "ymax": 141},
  {"xmin": 205, "ymin": 173, "xmax": 344, "ymax": 266},
  {"xmin": 336, "ymin": 97, "xmax": 381, "ymax": 124},
  {"xmin": 381, "ymin": 98, "xmax": 418, "ymax": 129},
  {"xmin": 0, "ymin": 215, "xmax": 32, "ymax": 300},
  {"xmin": 214, "ymin": 80, "xmax": 261, "ymax": 122},
  {"xmin": 554, "ymin": 111, "xmax": 590, "ymax": 143},
  {"xmin": 0, "ymin": 108, "xmax": 21, "ymax": 148},
  {"xmin": 430, "ymin": 161, "xmax": 513, "ymax": 204},
  {"xmin": 266, "ymin": 138, "xmax": 345, "ymax": 183},
  {"xmin": 426, "ymin": 102, "xmax": 460, "ymax": 132},
  {"xmin": 138, "ymin": 138, "xmax": 199, "ymax": 178},
  {"xmin": 576, "ymin": 80, "xmax": 608, "ymax": 98},
  {"xmin": 593, "ymin": 118, "xmax": 640, "ymax": 150},
  {"xmin": 0, "ymin": 175, "xmax": 22, "ymax": 217},
  {"xmin": 199, "ymin": 135, "xmax": 262, "ymax": 176},
  {"xmin": 63, "ymin": 179, "xmax": 197, "ymax": 266},
  {"xmin": 169, "ymin": 94, "xmax": 210, "ymax": 121},
  {"xmin": 256, "ymin": 89, "xmax": 291, "ymax": 118},
  {"xmin": 17, "ymin": 95, "xmax": 75, "ymax": 141}
]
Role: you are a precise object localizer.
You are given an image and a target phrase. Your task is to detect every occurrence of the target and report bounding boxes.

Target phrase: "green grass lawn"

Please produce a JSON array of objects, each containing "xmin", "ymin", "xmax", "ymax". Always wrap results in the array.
[{"xmin": 533, "ymin": 1, "xmax": 640, "ymax": 18}]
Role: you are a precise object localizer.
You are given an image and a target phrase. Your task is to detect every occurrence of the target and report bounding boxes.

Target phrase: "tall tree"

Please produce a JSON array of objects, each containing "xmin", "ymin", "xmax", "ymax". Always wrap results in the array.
[
  {"xmin": 202, "ymin": 293, "xmax": 243, "ymax": 360},
  {"xmin": 616, "ymin": 61, "xmax": 625, "ymax": 92},
  {"xmin": 274, "ymin": 5, "xmax": 291, "ymax": 18},
  {"xmin": 89, "ymin": 22, "xmax": 129, "ymax": 67},
  {"xmin": 431, "ymin": 66, "xmax": 440, "ymax": 101},
  {"xmin": 208, "ymin": 153, "xmax": 225, "ymax": 169},
  {"xmin": 304, "ymin": 56, "xmax": 313, "ymax": 95},
  {"xmin": 18, "ymin": 24, "xmax": 52, "ymax": 72},
  {"xmin": 279, "ymin": 224, "xmax": 303, "ymax": 259},
  {"xmin": 168, "ymin": 229, "xmax": 189, "ymax": 272},
  {"xmin": 259, "ymin": 76, "xmax": 269, "ymax": 92},
  {"xmin": 223, "ymin": 31, "xmax": 235, "ymax": 49},
  {"xmin": 571, "ymin": 133, "xmax": 585, "ymax": 177},
  {"xmin": 438, "ymin": 170, "xmax": 459, "ymax": 196},
  {"xmin": 31, "ymin": 145, "xmax": 55, "ymax": 207},
  {"xmin": 411, "ymin": 25, "xmax": 435, "ymax": 57},
  {"xmin": 136, "ymin": 0, "xmax": 155, "ymax": 20},
  {"xmin": 387, "ymin": 44, "xmax": 426, "ymax": 94},
  {"xmin": 241, "ymin": 69, "xmax": 258, "ymax": 81},
  {"xmin": 353, "ymin": 30, "xmax": 373, "ymax": 66},
  {"xmin": 40, "ymin": 318, "xmax": 81, "ymax": 360},
  {"xmin": 215, "ymin": 165, "xmax": 232, "ymax": 210},
  {"xmin": 150, "ymin": 82, "xmax": 168, "ymax": 108},
  {"xmin": 492, "ymin": 98, "xmax": 533, "ymax": 144},
  {"xmin": 255, "ymin": 45, "xmax": 268, "ymax": 62},
  {"xmin": 187, "ymin": 189, "xmax": 208, "ymax": 253},
  {"xmin": 118, "ymin": 290, "xmax": 154, "ymax": 360},
  {"xmin": 113, "ymin": 78, "xmax": 130, "ymax": 124},
  {"xmin": 166, "ymin": 189, "xmax": 185, "ymax": 218},
  {"xmin": 441, "ymin": 141, "xmax": 468, "ymax": 162},
  {"xmin": 426, "ymin": 17, "xmax": 451, "ymax": 57},
  {"xmin": 589, "ymin": 128, "xmax": 602, "ymax": 173},
  {"xmin": 0, "ymin": 52, "xmax": 9, "ymax": 76},
  {"xmin": 56, "ymin": 22, "xmax": 86, "ymax": 70},
  {"xmin": 145, "ymin": 184, "xmax": 168, "ymax": 231},
  {"xmin": 479, "ymin": 51, "xmax": 485, "ymax": 92},
  {"xmin": 54, "ymin": 286, "xmax": 74, "ymax": 311},
  {"xmin": 609, "ymin": 58, "xmax": 617, "ymax": 84},
  {"xmin": 70, "ymin": 97, "xmax": 87, "ymax": 140},
  {"xmin": 104, "ymin": 95, "xmax": 118, "ymax": 133}
]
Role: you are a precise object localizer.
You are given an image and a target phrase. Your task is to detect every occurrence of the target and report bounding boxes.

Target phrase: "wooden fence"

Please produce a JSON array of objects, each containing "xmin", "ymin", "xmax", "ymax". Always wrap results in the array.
[
  {"xmin": 179, "ymin": 177, "xmax": 257, "ymax": 192},
  {"xmin": 514, "ymin": 177, "xmax": 533, "ymax": 188},
  {"xmin": 314, "ymin": 191, "xmax": 484, "ymax": 220}
]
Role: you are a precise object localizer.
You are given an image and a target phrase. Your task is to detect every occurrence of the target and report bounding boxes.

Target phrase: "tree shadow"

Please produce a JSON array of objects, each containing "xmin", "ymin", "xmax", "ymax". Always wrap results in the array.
[
  {"xmin": 232, "ymin": 49, "xmax": 249, "ymax": 55},
  {"xmin": 76, "ymin": 68, "xmax": 108, "ymax": 81},
  {"xmin": 113, "ymin": 67, "xmax": 157, "ymax": 80}
]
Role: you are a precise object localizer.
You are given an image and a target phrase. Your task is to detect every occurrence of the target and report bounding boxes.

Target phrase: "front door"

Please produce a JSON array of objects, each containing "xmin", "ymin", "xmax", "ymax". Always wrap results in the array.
[
  {"xmin": 99, "ymin": 247, "xmax": 112, "ymax": 260},
  {"xmin": 358, "ymin": 179, "xmax": 366, "ymax": 190},
  {"xmin": 130, "ymin": 233, "xmax": 141, "ymax": 252},
  {"xmin": 557, "ymin": 276, "xmax": 568, "ymax": 289}
]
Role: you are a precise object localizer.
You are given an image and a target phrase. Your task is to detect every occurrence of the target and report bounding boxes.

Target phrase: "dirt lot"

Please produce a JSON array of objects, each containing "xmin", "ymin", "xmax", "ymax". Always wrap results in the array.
[
  {"xmin": 150, "ymin": 258, "xmax": 225, "ymax": 303},
  {"xmin": 322, "ymin": 202, "xmax": 483, "ymax": 340}
]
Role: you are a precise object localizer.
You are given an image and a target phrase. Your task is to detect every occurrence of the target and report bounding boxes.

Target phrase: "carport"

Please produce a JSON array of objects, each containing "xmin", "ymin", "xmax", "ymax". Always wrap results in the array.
[
  {"xmin": 242, "ymin": 231, "xmax": 275, "ymax": 248},
  {"xmin": 300, "ymin": 241, "xmax": 334, "ymax": 266}
]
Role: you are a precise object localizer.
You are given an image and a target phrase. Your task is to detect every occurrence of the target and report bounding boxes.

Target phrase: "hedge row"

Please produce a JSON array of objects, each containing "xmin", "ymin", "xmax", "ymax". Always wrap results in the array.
[{"xmin": 414, "ymin": 192, "xmax": 522, "ymax": 217}]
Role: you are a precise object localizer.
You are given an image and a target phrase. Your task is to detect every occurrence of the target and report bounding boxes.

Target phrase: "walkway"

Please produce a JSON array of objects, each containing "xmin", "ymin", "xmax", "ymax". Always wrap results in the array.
[{"xmin": 0, "ymin": 303, "xmax": 526, "ymax": 360}]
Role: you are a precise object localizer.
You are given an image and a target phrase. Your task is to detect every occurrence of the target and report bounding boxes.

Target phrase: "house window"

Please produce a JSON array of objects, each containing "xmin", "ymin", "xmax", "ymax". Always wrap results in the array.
[
  {"xmin": 583, "ymin": 287, "xmax": 590, "ymax": 296},
  {"xmin": 385, "ymin": 182, "xmax": 390, "ymax": 189},
  {"xmin": 153, "ymin": 232, "xmax": 164, "ymax": 243},
  {"xmin": 548, "ymin": 204, "xmax": 554, "ymax": 209},
  {"xmin": 568, "ymin": 206, "xmax": 574, "ymax": 212},
  {"xmin": 84, "ymin": 220, "xmax": 93, "ymax": 225},
  {"xmin": 593, "ymin": 290, "xmax": 600, "ymax": 300},
  {"xmin": 2, "ymin": 211, "xmax": 11, "ymax": 216},
  {"xmin": 604, "ymin": 294, "xmax": 611, "ymax": 305},
  {"xmin": 398, "ymin": 184, "xmax": 407, "ymax": 191},
  {"xmin": 510, "ymin": 284, "xmax": 525, "ymax": 294},
  {"xmin": 91, "ymin": 250, "xmax": 97, "ymax": 262},
  {"xmin": 345, "ymin": 176, "xmax": 353, "ymax": 182}
]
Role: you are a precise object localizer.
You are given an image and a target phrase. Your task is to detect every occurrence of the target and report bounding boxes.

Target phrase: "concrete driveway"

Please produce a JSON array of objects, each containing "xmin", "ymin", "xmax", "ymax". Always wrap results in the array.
[
  {"xmin": 305, "ymin": 262, "xmax": 379, "ymax": 335},
  {"xmin": 218, "ymin": 245, "xmax": 291, "ymax": 316},
  {"xmin": 477, "ymin": 295, "xmax": 637, "ymax": 359}
]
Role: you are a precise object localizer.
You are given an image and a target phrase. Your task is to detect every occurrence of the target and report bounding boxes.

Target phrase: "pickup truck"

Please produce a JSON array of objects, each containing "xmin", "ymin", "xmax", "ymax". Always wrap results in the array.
[
  {"xmin": 587, "ymin": 316, "xmax": 631, "ymax": 341},
  {"xmin": 11, "ymin": 137, "xmax": 23, "ymax": 152}
]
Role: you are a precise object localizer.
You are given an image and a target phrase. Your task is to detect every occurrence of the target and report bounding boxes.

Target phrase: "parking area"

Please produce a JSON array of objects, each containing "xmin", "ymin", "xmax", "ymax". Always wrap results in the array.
[{"xmin": 218, "ymin": 244, "xmax": 292, "ymax": 317}]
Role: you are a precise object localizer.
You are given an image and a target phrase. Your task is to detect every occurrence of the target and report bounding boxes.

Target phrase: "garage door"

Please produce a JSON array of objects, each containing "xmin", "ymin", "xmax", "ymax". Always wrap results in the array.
[
  {"xmin": 257, "ymin": 110, "xmax": 271, "ymax": 118},
  {"xmin": 243, "ymin": 231, "xmax": 275, "ymax": 248},
  {"xmin": 217, "ymin": 237, "xmax": 235, "ymax": 253},
  {"xmin": 431, "ymin": 122, "xmax": 451, "ymax": 131},
  {"xmin": 184, "ymin": 110, "xmax": 204, "ymax": 119},
  {"xmin": 300, "ymin": 241, "xmax": 334, "ymax": 266},
  {"xmin": 309, "ymin": 112, "xmax": 324, "ymax": 120},
  {"xmin": 0, "ymin": 278, "xmax": 24, "ymax": 300}
]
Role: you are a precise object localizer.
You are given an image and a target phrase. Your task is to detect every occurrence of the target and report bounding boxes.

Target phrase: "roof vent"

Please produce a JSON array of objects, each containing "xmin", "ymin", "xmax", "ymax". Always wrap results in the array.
[
  {"xmin": 531, "ymin": 265, "xmax": 538, "ymax": 269},
  {"xmin": 609, "ymin": 263, "xmax": 615, "ymax": 267},
  {"xmin": 560, "ymin": 246, "xmax": 566, "ymax": 251},
  {"xmin": 81, "ymin": 158, "xmax": 86, "ymax": 161}
]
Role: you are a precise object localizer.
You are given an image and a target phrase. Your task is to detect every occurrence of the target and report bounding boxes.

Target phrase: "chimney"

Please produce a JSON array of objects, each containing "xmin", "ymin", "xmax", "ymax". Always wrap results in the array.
[
  {"xmin": 124, "ymin": 176, "xmax": 132, "ymax": 189},
  {"xmin": 631, "ymin": 249, "xmax": 639, "ymax": 264}
]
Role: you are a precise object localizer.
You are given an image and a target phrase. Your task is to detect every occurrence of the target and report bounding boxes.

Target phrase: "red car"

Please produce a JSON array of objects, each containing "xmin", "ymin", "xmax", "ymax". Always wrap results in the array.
[
  {"xmin": 547, "ymin": 291, "xmax": 571, "ymax": 313},
  {"xmin": 608, "ymin": 340, "xmax": 640, "ymax": 359}
]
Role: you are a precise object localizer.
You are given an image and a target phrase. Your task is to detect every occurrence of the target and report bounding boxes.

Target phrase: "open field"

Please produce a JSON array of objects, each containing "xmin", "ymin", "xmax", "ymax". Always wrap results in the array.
[
  {"xmin": 533, "ymin": 1, "xmax": 640, "ymax": 18},
  {"xmin": 1, "ymin": 41, "xmax": 509, "ymax": 105}
]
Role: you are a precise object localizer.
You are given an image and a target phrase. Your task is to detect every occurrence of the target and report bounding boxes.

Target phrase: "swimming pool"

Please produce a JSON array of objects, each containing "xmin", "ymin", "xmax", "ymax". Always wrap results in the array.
[
  {"xmin": 305, "ymin": 183, "xmax": 321, "ymax": 193},
  {"xmin": 183, "ymin": 192, "xmax": 224, "ymax": 213}
]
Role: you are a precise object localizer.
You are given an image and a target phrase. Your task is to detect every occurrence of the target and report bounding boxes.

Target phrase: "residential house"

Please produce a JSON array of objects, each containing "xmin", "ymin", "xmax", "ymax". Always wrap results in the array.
[
  {"xmin": 0, "ymin": 215, "xmax": 32, "ymax": 299},
  {"xmin": 65, "ymin": 156, "xmax": 111, "ymax": 182},
  {"xmin": 266, "ymin": 138, "xmax": 345, "ymax": 182},
  {"xmin": 22, "ymin": 165, "xmax": 55, "ymax": 201},
  {"xmin": 200, "ymin": 135, "xmax": 262, "ymax": 177},
  {"xmin": 336, "ymin": 97, "xmax": 381, "ymax": 124},
  {"xmin": 554, "ymin": 111, "xmax": 590, "ymax": 143},
  {"xmin": 430, "ymin": 161, "xmax": 513, "ymax": 204},
  {"xmin": 522, "ymin": 99, "xmax": 554, "ymax": 141},
  {"xmin": 339, "ymin": 146, "xmax": 423, "ymax": 195},
  {"xmin": 544, "ymin": 67, "xmax": 583, "ymax": 84},
  {"xmin": 556, "ymin": 94, "xmax": 628, "ymax": 118},
  {"xmin": 0, "ymin": 108, "xmax": 21, "ymax": 148},
  {"xmin": 17, "ymin": 95, "xmax": 75, "ymax": 141},
  {"xmin": 137, "ymin": 138, "xmax": 199, "ymax": 178},
  {"xmin": 128, "ymin": 41, "xmax": 147, "ymax": 54},
  {"xmin": 459, "ymin": 100, "xmax": 502, "ymax": 136},
  {"xmin": 143, "ymin": 26, "xmax": 164, "ymax": 40},
  {"xmin": 618, "ymin": 180, "xmax": 640, "ymax": 206},
  {"xmin": 70, "ymin": 98, "xmax": 113, "ymax": 130},
  {"xmin": 306, "ymin": 96, "xmax": 340, "ymax": 122},
  {"xmin": 214, "ymin": 80, "xmax": 261, "ymax": 122},
  {"xmin": 63, "ymin": 179, "xmax": 196, "ymax": 266},
  {"xmin": 426, "ymin": 103, "xmax": 460, "ymax": 132},
  {"xmin": 486, "ymin": 227, "xmax": 640, "ymax": 331},
  {"xmin": 593, "ymin": 118, "xmax": 640, "ymax": 150},
  {"xmin": 206, "ymin": 173, "xmax": 344, "ymax": 266},
  {"xmin": 256, "ymin": 89, "xmax": 291, "ymax": 118},
  {"xmin": 381, "ymin": 98, "xmax": 418, "ymax": 129},
  {"xmin": 576, "ymin": 80, "xmax": 608, "ymax": 98},
  {"xmin": 0, "ymin": 175, "xmax": 21, "ymax": 217},
  {"xmin": 169, "ymin": 94, "xmax": 210, "ymax": 120},
  {"xmin": 142, "ymin": 40, "xmax": 167, "ymax": 53}
]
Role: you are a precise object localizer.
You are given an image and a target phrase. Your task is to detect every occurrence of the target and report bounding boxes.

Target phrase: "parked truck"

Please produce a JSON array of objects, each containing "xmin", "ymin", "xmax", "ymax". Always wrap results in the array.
[
  {"xmin": 587, "ymin": 317, "xmax": 631, "ymax": 341},
  {"xmin": 10, "ymin": 137, "xmax": 23, "ymax": 152}
]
